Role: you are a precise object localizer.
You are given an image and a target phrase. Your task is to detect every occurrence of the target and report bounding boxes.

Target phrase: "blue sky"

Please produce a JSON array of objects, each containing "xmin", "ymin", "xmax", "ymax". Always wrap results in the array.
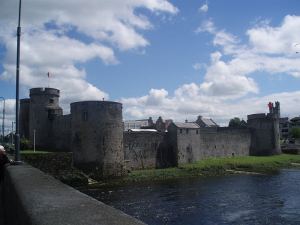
[{"xmin": 1, "ymin": 0, "xmax": 300, "ymax": 131}]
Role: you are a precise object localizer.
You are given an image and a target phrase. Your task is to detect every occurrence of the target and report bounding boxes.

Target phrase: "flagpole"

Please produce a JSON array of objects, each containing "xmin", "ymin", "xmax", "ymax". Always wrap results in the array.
[{"xmin": 48, "ymin": 72, "xmax": 50, "ymax": 88}]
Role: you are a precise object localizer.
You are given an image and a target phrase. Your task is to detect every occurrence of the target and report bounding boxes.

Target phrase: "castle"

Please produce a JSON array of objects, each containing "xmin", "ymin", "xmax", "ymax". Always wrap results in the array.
[{"xmin": 20, "ymin": 87, "xmax": 281, "ymax": 177}]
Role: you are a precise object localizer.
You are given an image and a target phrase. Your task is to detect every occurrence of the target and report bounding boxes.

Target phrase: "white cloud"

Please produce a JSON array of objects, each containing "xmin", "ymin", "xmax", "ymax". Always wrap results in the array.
[
  {"xmin": 247, "ymin": 15, "xmax": 300, "ymax": 55},
  {"xmin": 122, "ymin": 15, "xmax": 300, "ymax": 124},
  {"xmin": 121, "ymin": 85, "xmax": 300, "ymax": 126},
  {"xmin": 195, "ymin": 19, "xmax": 215, "ymax": 33},
  {"xmin": 199, "ymin": 3, "xmax": 208, "ymax": 13},
  {"xmin": 194, "ymin": 16, "xmax": 300, "ymax": 96},
  {"xmin": 0, "ymin": 0, "xmax": 178, "ymax": 121}
]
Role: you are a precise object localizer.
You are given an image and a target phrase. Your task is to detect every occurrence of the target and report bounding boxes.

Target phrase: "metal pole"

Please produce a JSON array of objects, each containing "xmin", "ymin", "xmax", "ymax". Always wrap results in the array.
[
  {"xmin": 15, "ymin": 0, "xmax": 22, "ymax": 162},
  {"xmin": 0, "ymin": 97, "xmax": 5, "ymax": 144},
  {"xmin": 11, "ymin": 122, "xmax": 14, "ymax": 146}
]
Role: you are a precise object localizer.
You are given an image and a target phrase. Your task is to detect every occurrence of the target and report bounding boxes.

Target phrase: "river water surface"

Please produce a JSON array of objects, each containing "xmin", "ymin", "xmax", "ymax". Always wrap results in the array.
[{"xmin": 82, "ymin": 169, "xmax": 300, "ymax": 225}]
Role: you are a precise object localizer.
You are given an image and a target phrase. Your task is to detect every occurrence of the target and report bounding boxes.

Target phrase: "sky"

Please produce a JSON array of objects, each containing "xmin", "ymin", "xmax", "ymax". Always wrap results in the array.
[{"xmin": 1, "ymin": 0, "xmax": 300, "ymax": 133}]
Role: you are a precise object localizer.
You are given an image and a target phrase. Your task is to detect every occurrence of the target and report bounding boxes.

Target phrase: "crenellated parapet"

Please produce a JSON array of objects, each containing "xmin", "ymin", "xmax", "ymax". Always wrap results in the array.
[{"xmin": 30, "ymin": 87, "xmax": 60, "ymax": 97}]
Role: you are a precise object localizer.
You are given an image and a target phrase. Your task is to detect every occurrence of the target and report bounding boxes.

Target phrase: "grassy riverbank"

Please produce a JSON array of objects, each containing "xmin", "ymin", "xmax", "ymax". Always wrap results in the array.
[
  {"xmin": 17, "ymin": 151, "xmax": 300, "ymax": 188},
  {"xmin": 91, "ymin": 154, "xmax": 300, "ymax": 188}
]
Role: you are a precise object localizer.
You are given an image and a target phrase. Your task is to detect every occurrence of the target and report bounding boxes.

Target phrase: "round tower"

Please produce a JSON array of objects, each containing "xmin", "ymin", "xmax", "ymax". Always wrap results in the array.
[
  {"xmin": 247, "ymin": 113, "xmax": 281, "ymax": 155},
  {"xmin": 29, "ymin": 88, "xmax": 63, "ymax": 149},
  {"xmin": 70, "ymin": 101, "xmax": 124, "ymax": 177}
]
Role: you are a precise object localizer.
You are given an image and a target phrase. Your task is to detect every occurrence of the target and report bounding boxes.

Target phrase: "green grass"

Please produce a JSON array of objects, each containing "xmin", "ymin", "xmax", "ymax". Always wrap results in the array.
[
  {"xmin": 20, "ymin": 150, "xmax": 51, "ymax": 154},
  {"xmin": 18, "ymin": 151, "xmax": 300, "ymax": 188},
  {"xmin": 180, "ymin": 154, "xmax": 300, "ymax": 173},
  {"xmin": 90, "ymin": 154, "xmax": 300, "ymax": 188}
]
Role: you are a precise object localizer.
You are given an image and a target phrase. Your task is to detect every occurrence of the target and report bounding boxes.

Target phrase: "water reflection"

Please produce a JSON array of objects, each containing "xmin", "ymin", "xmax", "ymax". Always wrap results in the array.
[{"xmin": 82, "ymin": 169, "xmax": 300, "ymax": 225}]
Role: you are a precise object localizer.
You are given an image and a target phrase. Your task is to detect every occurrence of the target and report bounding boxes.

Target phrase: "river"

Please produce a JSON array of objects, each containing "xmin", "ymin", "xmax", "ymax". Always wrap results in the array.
[{"xmin": 82, "ymin": 169, "xmax": 300, "ymax": 225}]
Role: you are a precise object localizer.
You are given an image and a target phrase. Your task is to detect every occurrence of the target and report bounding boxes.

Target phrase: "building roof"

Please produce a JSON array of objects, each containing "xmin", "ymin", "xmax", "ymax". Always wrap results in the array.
[
  {"xmin": 124, "ymin": 119, "xmax": 148, "ymax": 123},
  {"xmin": 172, "ymin": 122, "xmax": 200, "ymax": 129},
  {"xmin": 127, "ymin": 129, "xmax": 158, "ymax": 132},
  {"xmin": 291, "ymin": 116, "xmax": 300, "ymax": 122},
  {"xmin": 201, "ymin": 118, "xmax": 218, "ymax": 127}
]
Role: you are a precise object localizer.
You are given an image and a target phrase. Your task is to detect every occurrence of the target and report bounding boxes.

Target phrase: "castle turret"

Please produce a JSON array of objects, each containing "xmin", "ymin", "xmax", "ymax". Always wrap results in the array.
[
  {"xmin": 70, "ymin": 101, "xmax": 124, "ymax": 178},
  {"xmin": 29, "ymin": 88, "xmax": 63, "ymax": 149},
  {"xmin": 247, "ymin": 102, "xmax": 281, "ymax": 155}
]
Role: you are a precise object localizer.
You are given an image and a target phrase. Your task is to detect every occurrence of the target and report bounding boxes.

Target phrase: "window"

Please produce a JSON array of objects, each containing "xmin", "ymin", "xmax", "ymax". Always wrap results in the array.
[
  {"xmin": 180, "ymin": 129, "xmax": 182, "ymax": 134},
  {"xmin": 186, "ymin": 129, "xmax": 189, "ymax": 134},
  {"xmin": 82, "ymin": 111, "xmax": 88, "ymax": 121},
  {"xmin": 196, "ymin": 129, "xmax": 199, "ymax": 134},
  {"xmin": 48, "ymin": 109, "xmax": 54, "ymax": 119},
  {"xmin": 49, "ymin": 98, "xmax": 54, "ymax": 104}
]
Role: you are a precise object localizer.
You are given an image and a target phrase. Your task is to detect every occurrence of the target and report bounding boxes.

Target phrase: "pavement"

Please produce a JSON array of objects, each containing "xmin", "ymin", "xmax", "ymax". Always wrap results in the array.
[{"xmin": 0, "ymin": 184, "xmax": 4, "ymax": 225}]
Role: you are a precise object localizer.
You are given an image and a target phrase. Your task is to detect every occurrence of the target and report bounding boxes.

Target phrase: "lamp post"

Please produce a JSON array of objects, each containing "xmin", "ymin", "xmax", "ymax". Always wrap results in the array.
[
  {"xmin": 0, "ymin": 97, "xmax": 5, "ymax": 144},
  {"xmin": 15, "ymin": 0, "xmax": 22, "ymax": 162}
]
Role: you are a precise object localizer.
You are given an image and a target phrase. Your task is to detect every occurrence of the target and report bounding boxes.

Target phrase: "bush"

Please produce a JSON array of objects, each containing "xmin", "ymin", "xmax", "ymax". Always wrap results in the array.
[
  {"xmin": 291, "ymin": 127, "xmax": 300, "ymax": 139},
  {"xmin": 20, "ymin": 138, "xmax": 31, "ymax": 150},
  {"xmin": 228, "ymin": 117, "xmax": 247, "ymax": 128}
]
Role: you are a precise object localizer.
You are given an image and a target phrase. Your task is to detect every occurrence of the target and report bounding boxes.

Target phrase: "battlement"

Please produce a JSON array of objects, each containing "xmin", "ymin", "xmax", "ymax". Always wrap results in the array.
[
  {"xmin": 30, "ymin": 87, "xmax": 60, "ymax": 97},
  {"xmin": 247, "ymin": 113, "xmax": 266, "ymax": 120},
  {"xmin": 70, "ymin": 100, "xmax": 122, "ymax": 110}
]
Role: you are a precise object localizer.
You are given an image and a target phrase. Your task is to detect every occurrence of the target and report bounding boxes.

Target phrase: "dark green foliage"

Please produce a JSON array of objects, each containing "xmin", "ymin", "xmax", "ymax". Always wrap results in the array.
[
  {"xmin": 291, "ymin": 127, "xmax": 300, "ymax": 138},
  {"xmin": 20, "ymin": 138, "xmax": 31, "ymax": 150},
  {"xmin": 229, "ymin": 117, "xmax": 247, "ymax": 128}
]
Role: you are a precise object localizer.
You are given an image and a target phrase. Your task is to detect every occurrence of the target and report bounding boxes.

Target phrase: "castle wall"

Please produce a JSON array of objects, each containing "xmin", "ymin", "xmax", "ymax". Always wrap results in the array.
[
  {"xmin": 168, "ymin": 124, "xmax": 251, "ymax": 165},
  {"xmin": 247, "ymin": 113, "xmax": 281, "ymax": 155},
  {"xmin": 176, "ymin": 128, "xmax": 201, "ymax": 164},
  {"xmin": 199, "ymin": 127, "xmax": 251, "ymax": 158},
  {"xmin": 70, "ymin": 101, "xmax": 124, "ymax": 177},
  {"xmin": 52, "ymin": 115, "xmax": 71, "ymax": 151},
  {"xmin": 20, "ymin": 98, "xmax": 30, "ymax": 139},
  {"xmin": 124, "ymin": 131, "xmax": 166, "ymax": 170}
]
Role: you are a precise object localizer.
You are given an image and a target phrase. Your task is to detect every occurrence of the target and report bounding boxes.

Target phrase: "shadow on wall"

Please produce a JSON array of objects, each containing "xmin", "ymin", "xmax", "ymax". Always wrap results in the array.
[{"xmin": 156, "ymin": 136, "xmax": 177, "ymax": 168}]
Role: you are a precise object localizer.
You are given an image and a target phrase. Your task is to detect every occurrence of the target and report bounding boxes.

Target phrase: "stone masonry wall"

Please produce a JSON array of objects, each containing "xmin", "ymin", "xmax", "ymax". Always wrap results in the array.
[
  {"xmin": 199, "ymin": 127, "xmax": 251, "ymax": 159},
  {"xmin": 71, "ymin": 101, "xmax": 124, "ymax": 177},
  {"xmin": 124, "ymin": 131, "xmax": 165, "ymax": 170},
  {"xmin": 176, "ymin": 128, "xmax": 201, "ymax": 164},
  {"xmin": 52, "ymin": 115, "xmax": 71, "ymax": 151},
  {"xmin": 247, "ymin": 114, "xmax": 281, "ymax": 155}
]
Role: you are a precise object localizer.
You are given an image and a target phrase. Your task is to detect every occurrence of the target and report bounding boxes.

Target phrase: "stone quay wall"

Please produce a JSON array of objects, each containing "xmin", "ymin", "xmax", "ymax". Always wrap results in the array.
[{"xmin": 1, "ymin": 164, "xmax": 145, "ymax": 225}]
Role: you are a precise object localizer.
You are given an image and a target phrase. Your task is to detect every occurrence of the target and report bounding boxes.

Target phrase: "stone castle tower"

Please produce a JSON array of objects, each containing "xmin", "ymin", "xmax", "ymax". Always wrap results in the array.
[
  {"xmin": 247, "ymin": 101, "xmax": 281, "ymax": 155},
  {"xmin": 20, "ymin": 88, "xmax": 62, "ymax": 149},
  {"xmin": 70, "ymin": 101, "xmax": 124, "ymax": 177},
  {"xmin": 20, "ymin": 88, "xmax": 125, "ymax": 177}
]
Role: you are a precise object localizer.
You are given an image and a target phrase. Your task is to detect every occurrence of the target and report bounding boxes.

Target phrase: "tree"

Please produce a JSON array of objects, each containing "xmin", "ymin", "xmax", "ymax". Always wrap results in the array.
[
  {"xmin": 228, "ymin": 117, "xmax": 247, "ymax": 128},
  {"xmin": 291, "ymin": 127, "xmax": 300, "ymax": 139}
]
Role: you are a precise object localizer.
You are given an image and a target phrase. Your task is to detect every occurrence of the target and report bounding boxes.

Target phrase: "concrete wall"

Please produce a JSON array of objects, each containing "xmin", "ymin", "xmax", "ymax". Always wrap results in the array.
[
  {"xmin": 71, "ymin": 101, "xmax": 124, "ymax": 177},
  {"xmin": 124, "ymin": 131, "xmax": 165, "ymax": 170},
  {"xmin": 1, "ymin": 164, "xmax": 145, "ymax": 225}
]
